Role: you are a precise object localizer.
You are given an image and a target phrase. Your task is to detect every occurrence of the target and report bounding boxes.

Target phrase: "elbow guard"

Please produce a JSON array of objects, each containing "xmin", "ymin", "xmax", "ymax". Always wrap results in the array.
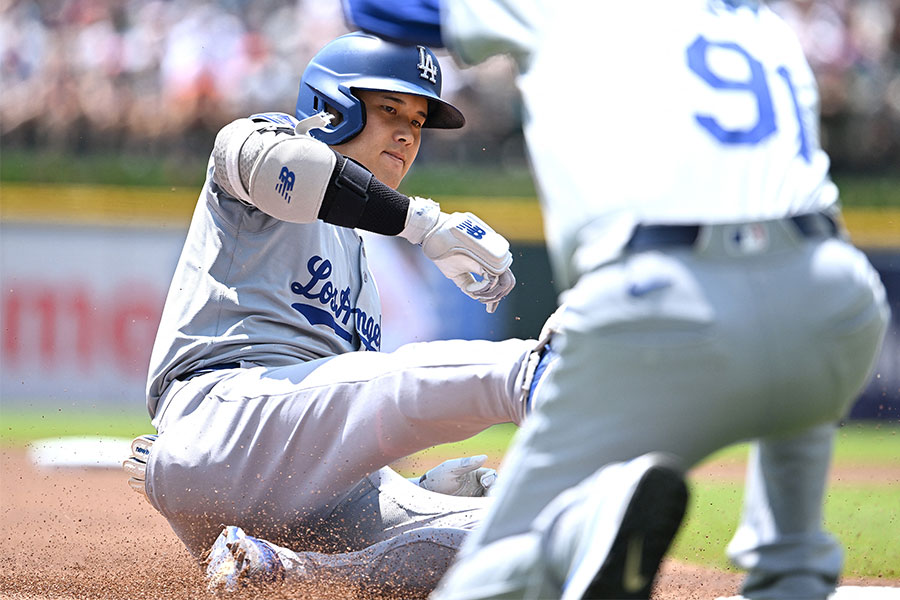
[
  {"xmin": 212, "ymin": 118, "xmax": 261, "ymax": 202},
  {"xmin": 212, "ymin": 117, "xmax": 337, "ymax": 224},
  {"xmin": 246, "ymin": 133, "xmax": 337, "ymax": 224}
]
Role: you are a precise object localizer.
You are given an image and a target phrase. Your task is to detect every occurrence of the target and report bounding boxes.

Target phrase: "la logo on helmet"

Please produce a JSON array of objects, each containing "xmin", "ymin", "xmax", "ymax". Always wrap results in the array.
[{"xmin": 417, "ymin": 46, "xmax": 438, "ymax": 84}]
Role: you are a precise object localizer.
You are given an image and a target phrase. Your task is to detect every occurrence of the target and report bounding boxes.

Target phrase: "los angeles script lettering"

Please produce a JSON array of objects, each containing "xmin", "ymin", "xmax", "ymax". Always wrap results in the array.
[{"xmin": 291, "ymin": 255, "xmax": 381, "ymax": 350}]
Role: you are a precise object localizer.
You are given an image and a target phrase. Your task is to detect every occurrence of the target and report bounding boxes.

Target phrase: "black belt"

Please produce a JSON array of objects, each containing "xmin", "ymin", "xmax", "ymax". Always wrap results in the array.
[
  {"xmin": 182, "ymin": 362, "xmax": 242, "ymax": 380},
  {"xmin": 625, "ymin": 211, "xmax": 839, "ymax": 252}
]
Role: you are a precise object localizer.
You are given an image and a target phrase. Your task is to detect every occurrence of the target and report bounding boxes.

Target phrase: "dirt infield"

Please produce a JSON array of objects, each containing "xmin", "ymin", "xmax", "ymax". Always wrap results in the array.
[{"xmin": 1, "ymin": 448, "xmax": 895, "ymax": 600}]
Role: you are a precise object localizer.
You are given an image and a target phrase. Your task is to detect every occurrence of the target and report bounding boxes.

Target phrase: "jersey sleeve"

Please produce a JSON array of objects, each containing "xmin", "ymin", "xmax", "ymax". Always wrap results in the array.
[{"xmin": 440, "ymin": 0, "xmax": 542, "ymax": 68}]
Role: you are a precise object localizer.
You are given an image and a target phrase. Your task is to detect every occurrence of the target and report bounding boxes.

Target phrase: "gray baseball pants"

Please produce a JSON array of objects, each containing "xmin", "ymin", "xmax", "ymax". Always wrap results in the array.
[
  {"xmin": 434, "ymin": 220, "xmax": 890, "ymax": 599},
  {"xmin": 145, "ymin": 338, "xmax": 533, "ymax": 590}
]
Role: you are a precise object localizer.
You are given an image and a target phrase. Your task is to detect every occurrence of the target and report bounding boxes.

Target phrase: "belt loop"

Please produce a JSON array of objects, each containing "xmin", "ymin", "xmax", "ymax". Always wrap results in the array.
[
  {"xmin": 693, "ymin": 224, "xmax": 715, "ymax": 254},
  {"xmin": 791, "ymin": 211, "xmax": 841, "ymax": 239}
]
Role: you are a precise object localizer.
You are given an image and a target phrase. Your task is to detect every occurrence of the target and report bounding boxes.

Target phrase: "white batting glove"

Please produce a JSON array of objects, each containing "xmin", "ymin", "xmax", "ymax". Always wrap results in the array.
[
  {"xmin": 422, "ymin": 212, "xmax": 515, "ymax": 313},
  {"xmin": 412, "ymin": 455, "xmax": 497, "ymax": 497},
  {"xmin": 399, "ymin": 198, "xmax": 515, "ymax": 313},
  {"xmin": 122, "ymin": 434, "xmax": 156, "ymax": 502}
]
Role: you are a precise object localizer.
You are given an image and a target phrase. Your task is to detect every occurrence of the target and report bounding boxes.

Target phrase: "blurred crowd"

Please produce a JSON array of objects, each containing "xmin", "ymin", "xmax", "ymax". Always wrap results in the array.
[
  {"xmin": 772, "ymin": 0, "xmax": 900, "ymax": 171},
  {"xmin": 1, "ymin": 0, "xmax": 899, "ymax": 172}
]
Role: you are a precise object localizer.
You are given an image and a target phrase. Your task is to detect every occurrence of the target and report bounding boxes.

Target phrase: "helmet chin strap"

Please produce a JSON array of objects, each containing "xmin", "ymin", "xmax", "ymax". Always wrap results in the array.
[{"xmin": 295, "ymin": 112, "xmax": 335, "ymax": 136}]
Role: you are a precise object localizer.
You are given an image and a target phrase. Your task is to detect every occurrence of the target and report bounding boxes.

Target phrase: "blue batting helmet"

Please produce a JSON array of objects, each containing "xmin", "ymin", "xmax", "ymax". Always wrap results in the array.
[{"xmin": 295, "ymin": 32, "xmax": 465, "ymax": 145}]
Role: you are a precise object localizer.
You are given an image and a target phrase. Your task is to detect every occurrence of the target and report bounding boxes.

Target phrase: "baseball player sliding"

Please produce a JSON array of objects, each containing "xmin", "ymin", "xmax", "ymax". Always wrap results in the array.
[
  {"xmin": 345, "ymin": 1, "xmax": 891, "ymax": 599},
  {"xmin": 122, "ymin": 32, "xmax": 559, "ymax": 597}
]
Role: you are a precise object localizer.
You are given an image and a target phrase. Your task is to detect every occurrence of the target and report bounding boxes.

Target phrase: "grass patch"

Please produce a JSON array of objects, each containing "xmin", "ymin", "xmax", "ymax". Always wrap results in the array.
[
  {"xmin": 833, "ymin": 421, "xmax": 900, "ymax": 463},
  {"xmin": 670, "ymin": 479, "xmax": 900, "ymax": 579},
  {"xmin": 834, "ymin": 174, "xmax": 900, "ymax": 208},
  {"xmin": 0, "ymin": 406, "xmax": 152, "ymax": 445},
  {"xmin": 826, "ymin": 485, "xmax": 900, "ymax": 578},
  {"xmin": 400, "ymin": 165, "xmax": 538, "ymax": 198},
  {"xmin": 3, "ymin": 149, "xmax": 897, "ymax": 207},
  {"xmin": 693, "ymin": 421, "xmax": 900, "ymax": 467},
  {"xmin": 404, "ymin": 422, "xmax": 899, "ymax": 579},
  {"xmin": 0, "ymin": 149, "xmax": 207, "ymax": 188},
  {"xmin": 392, "ymin": 424, "xmax": 518, "ymax": 475},
  {"xmin": 398, "ymin": 422, "xmax": 900, "ymax": 472},
  {"xmin": 669, "ymin": 480, "xmax": 745, "ymax": 574}
]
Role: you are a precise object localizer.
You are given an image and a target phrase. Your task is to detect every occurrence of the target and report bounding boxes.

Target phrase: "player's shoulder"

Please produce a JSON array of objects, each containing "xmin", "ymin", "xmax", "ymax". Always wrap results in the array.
[{"xmin": 248, "ymin": 112, "xmax": 299, "ymax": 127}]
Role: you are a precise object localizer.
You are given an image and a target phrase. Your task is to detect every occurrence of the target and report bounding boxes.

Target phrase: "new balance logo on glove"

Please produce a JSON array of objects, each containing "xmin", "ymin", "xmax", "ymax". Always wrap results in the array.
[{"xmin": 457, "ymin": 219, "xmax": 486, "ymax": 240}]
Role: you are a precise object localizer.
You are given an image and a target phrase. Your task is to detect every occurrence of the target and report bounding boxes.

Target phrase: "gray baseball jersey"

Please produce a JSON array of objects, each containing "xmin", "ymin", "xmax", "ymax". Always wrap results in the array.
[
  {"xmin": 143, "ymin": 112, "xmax": 536, "ymax": 588},
  {"xmin": 147, "ymin": 113, "xmax": 382, "ymax": 417}
]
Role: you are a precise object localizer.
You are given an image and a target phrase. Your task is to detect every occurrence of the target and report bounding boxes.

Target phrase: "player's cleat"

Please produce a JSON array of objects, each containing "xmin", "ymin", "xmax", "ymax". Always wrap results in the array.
[
  {"xmin": 203, "ymin": 525, "xmax": 286, "ymax": 592},
  {"xmin": 561, "ymin": 453, "xmax": 688, "ymax": 600}
]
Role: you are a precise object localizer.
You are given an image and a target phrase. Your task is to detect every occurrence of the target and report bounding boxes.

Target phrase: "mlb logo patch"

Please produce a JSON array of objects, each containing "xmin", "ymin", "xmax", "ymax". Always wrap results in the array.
[{"xmin": 729, "ymin": 223, "xmax": 769, "ymax": 254}]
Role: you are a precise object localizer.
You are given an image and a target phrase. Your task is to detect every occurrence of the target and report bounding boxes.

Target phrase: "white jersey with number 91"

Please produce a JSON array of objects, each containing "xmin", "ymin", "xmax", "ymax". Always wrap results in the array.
[{"xmin": 445, "ymin": 0, "xmax": 835, "ymax": 287}]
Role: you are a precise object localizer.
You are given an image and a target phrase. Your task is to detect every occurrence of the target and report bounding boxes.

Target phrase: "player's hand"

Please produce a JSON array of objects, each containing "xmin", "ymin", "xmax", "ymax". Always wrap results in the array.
[
  {"xmin": 122, "ymin": 434, "xmax": 157, "ymax": 503},
  {"xmin": 421, "ymin": 212, "xmax": 515, "ymax": 313},
  {"xmin": 416, "ymin": 455, "xmax": 497, "ymax": 497}
]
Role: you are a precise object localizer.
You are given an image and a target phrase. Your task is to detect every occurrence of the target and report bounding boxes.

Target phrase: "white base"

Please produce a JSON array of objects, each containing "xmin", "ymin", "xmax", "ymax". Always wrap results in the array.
[
  {"xmin": 830, "ymin": 588, "xmax": 899, "ymax": 599},
  {"xmin": 718, "ymin": 586, "xmax": 900, "ymax": 600},
  {"xmin": 28, "ymin": 436, "xmax": 133, "ymax": 468}
]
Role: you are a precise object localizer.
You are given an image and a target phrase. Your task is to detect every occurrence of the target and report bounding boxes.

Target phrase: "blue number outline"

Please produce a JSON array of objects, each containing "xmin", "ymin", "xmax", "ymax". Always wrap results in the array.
[
  {"xmin": 687, "ymin": 34, "xmax": 811, "ymax": 163},
  {"xmin": 687, "ymin": 36, "xmax": 776, "ymax": 144},
  {"xmin": 776, "ymin": 66, "xmax": 812, "ymax": 162}
]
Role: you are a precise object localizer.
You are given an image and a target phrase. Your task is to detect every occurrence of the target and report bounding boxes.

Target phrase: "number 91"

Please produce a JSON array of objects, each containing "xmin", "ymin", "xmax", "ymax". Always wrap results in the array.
[{"xmin": 687, "ymin": 35, "xmax": 811, "ymax": 162}]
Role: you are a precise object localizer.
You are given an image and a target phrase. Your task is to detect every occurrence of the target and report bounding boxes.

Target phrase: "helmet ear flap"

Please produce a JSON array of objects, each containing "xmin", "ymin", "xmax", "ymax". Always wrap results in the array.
[
  {"xmin": 300, "ymin": 83, "xmax": 366, "ymax": 144},
  {"xmin": 355, "ymin": 96, "xmax": 366, "ymax": 134}
]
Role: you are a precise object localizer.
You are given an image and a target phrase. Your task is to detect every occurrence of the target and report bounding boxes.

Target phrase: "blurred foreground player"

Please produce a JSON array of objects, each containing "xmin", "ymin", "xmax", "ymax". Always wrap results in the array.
[{"xmin": 345, "ymin": 1, "xmax": 891, "ymax": 598}]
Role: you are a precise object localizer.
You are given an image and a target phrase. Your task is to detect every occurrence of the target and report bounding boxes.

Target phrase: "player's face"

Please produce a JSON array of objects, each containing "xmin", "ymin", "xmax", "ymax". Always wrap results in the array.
[{"xmin": 335, "ymin": 90, "xmax": 427, "ymax": 189}]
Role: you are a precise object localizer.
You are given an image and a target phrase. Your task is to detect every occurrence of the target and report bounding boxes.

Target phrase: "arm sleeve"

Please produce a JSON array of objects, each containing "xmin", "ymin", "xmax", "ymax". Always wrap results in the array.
[{"xmin": 318, "ymin": 152, "xmax": 411, "ymax": 235}]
